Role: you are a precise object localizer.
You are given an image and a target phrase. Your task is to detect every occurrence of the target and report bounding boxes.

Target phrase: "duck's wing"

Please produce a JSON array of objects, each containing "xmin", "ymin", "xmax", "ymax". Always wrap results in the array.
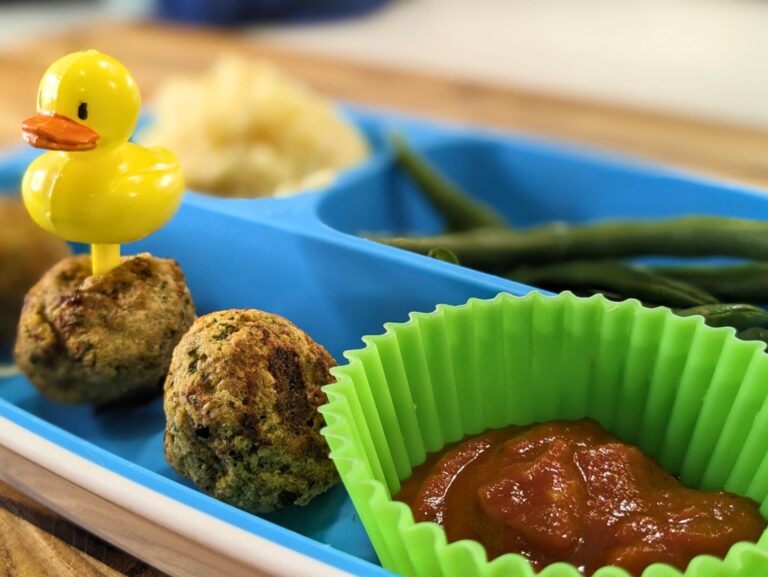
[
  {"xmin": 21, "ymin": 152, "xmax": 67, "ymax": 235},
  {"xmin": 105, "ymin": 144, "xmax": 185, "ymax": 242}
]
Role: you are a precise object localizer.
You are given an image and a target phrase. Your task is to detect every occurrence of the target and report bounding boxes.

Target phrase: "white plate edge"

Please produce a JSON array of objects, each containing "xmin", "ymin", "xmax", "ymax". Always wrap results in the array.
[{"xmin": 0, "ymin": 415, "xmax": 355, "ymax": 577}]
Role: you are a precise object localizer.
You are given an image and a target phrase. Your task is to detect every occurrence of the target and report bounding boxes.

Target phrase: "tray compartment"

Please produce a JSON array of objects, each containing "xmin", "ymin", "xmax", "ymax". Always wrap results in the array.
[{"xmin": 318, "ymin": 125, "xmax": 768, "ymax": 240}]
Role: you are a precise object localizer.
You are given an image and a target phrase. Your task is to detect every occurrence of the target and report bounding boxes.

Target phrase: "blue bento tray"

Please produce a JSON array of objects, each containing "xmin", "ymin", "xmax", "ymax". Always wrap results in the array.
[{"xmin": 1, "ymin": 105, "xmax": 767, "ymax": 577}]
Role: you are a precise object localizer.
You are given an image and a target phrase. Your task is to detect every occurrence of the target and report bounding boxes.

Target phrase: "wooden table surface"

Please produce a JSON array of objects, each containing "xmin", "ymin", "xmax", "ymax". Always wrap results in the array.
[{"xmin": 3, "ymin": 20, "xmax": 768, "ymax": 577}]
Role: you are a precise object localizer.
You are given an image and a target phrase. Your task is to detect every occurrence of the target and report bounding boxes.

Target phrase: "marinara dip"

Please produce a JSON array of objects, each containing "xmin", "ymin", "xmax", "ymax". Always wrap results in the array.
[{"xmin": 396, "ymin": 419, "xmax": 765, "ymax": 576}]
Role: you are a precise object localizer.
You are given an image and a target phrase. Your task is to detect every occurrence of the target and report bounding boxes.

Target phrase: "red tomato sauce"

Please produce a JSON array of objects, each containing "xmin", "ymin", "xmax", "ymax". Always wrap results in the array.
[{"xmin": 396, "ymin": 419, "xmax": 765, "ymax": 576}]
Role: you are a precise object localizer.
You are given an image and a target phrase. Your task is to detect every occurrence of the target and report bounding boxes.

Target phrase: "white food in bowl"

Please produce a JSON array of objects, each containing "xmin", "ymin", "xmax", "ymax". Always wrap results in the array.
[{"xmin": 140, "ymin": 55, "xmax": 369, "ymax": 198}]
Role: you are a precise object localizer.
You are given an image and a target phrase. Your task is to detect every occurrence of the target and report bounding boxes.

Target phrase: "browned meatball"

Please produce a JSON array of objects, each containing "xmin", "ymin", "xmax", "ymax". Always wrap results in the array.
[
  {"xmin": 14, "ymin": 253, "xmax": 195, "ymax": 406},
  {"xmin": 163, "ymin": 309, "xmax": 339, "ymax": 514},
  {"xmin": 0, "ymin": 198, "xmax": 70, "ymax": 349}
]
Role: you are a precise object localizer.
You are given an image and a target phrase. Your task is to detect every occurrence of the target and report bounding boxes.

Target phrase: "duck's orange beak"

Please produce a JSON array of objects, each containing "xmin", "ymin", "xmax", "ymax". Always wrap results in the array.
[{"xmin": 22, "ymin": 113, "xmax": 99, "ymax": 151}]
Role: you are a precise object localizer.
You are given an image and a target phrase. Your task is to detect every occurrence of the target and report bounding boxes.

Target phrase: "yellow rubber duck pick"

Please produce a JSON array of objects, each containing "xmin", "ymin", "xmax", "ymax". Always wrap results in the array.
[{"xmin": 21, "ymin": 50, "xmax": 184, "ymax": 276}]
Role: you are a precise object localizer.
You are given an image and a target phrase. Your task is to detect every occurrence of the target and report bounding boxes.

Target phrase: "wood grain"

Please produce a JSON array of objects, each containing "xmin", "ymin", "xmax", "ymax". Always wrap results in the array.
[
  {"xmin": 2, "ymin": 22, "xmax": 768, "ymax": 188},
  {"xmin": 3, "ymin": 19, "xmax": 768, "ymax": 577},
  {"xmin": 0, "ymin": 478, "xmax": 166, "ymax": 577},
  {"xmin": 0, "ymin": 437, "xmax": 285, "ymax": 577}
]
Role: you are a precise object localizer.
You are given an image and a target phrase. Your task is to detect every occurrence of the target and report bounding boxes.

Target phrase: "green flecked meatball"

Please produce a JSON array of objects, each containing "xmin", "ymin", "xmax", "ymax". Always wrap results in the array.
[
  {"xmin": 14, "ymin": 253, "xmax": 196, "ymax": 406},
  {"xmin": 163, "ymin": 309, "xmax": 339, "ymax": 514}
]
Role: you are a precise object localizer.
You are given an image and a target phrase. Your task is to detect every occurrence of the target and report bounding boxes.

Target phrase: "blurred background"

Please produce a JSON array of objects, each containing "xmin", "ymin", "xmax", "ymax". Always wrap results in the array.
[{"xmin": 2, "ymin": 0, "xmax": 768, "ymax": 127}]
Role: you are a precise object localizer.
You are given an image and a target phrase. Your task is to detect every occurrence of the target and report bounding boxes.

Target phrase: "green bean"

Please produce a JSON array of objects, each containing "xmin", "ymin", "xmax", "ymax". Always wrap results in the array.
[
  {"xmin": 391, "ymin": 134, "xmax": 508, "ymax": 231},
  {"xmin": 507, "ymin": 261, "xmax": 717, "ymax": 307},
  {"xmin": 674, "ymin": 303, "xmax": 768, "ymax": 331},
  {"xmin": 652, "ymin": 263, "xmax": 768, "ymax": 303},
  {"xmin": 427, "ymin": 247, "xmax": 460, "ymax": 265},
  {"xmin": 373, "ymin": 217, "xmax": 768, "ymax": 272},
  {"xmin": 736, "ymin": 327, "xmax": 768, "ymax": 346}
]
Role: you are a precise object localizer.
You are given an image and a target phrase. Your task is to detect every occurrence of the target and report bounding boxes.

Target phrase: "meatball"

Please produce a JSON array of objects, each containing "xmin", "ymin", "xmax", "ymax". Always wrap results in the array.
[
  {"xmin": 14, "ymin": 253, "xmax": 195, "ymax": 406},
  {"xmin": 163, "ymin": 309, "xmax": 339, "ymax": 514},
  {"xmin": 0, "ymin": 198, "xmax": 70, "ymax": 349}
]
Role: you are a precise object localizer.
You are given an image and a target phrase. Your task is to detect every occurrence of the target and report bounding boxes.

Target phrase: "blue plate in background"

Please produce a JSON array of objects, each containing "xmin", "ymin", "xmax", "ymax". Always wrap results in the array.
[{"xmin": 156, "ymin": 0, "xmax": 390, "ymax": 25}]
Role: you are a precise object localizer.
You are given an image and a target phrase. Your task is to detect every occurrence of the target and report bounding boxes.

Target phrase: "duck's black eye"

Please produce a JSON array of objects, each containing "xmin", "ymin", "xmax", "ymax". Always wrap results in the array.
[{"xmin": 78, "ymin": 102, "xmax": 88, "ymax": 121}]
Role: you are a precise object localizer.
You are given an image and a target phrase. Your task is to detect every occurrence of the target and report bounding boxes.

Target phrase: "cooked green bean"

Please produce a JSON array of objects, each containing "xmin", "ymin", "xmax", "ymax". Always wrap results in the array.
[
  {"xmin": 507, "ymin": 261, "xmax": 717, "ymax": 307},
  {"xmin": 652, "ymin": 263, "xmax": 768, "ymax": 303},
  {"xmin": 736, "ymin": 327, "xmax": 768, "ymax": 346},
  {"xmin": 674, "ymin": 303, "xmax": 768, "ymax": 331},
  {"xmin": 427, "ymin": 247, "xmax": 460, "ymax": 264},
  {"xmin": 374, "ymin": 217, "xmax": 768, "ymax": 272},
  {"xmin": 391, "ymin": 134, "xmax": 508, "ymax": 231}
]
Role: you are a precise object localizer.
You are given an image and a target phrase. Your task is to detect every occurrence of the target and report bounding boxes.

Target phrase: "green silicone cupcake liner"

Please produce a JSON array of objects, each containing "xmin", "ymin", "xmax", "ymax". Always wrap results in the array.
[{"xmin": 320, "ymin": 291, "xmax": 768, "ymax": 577}]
